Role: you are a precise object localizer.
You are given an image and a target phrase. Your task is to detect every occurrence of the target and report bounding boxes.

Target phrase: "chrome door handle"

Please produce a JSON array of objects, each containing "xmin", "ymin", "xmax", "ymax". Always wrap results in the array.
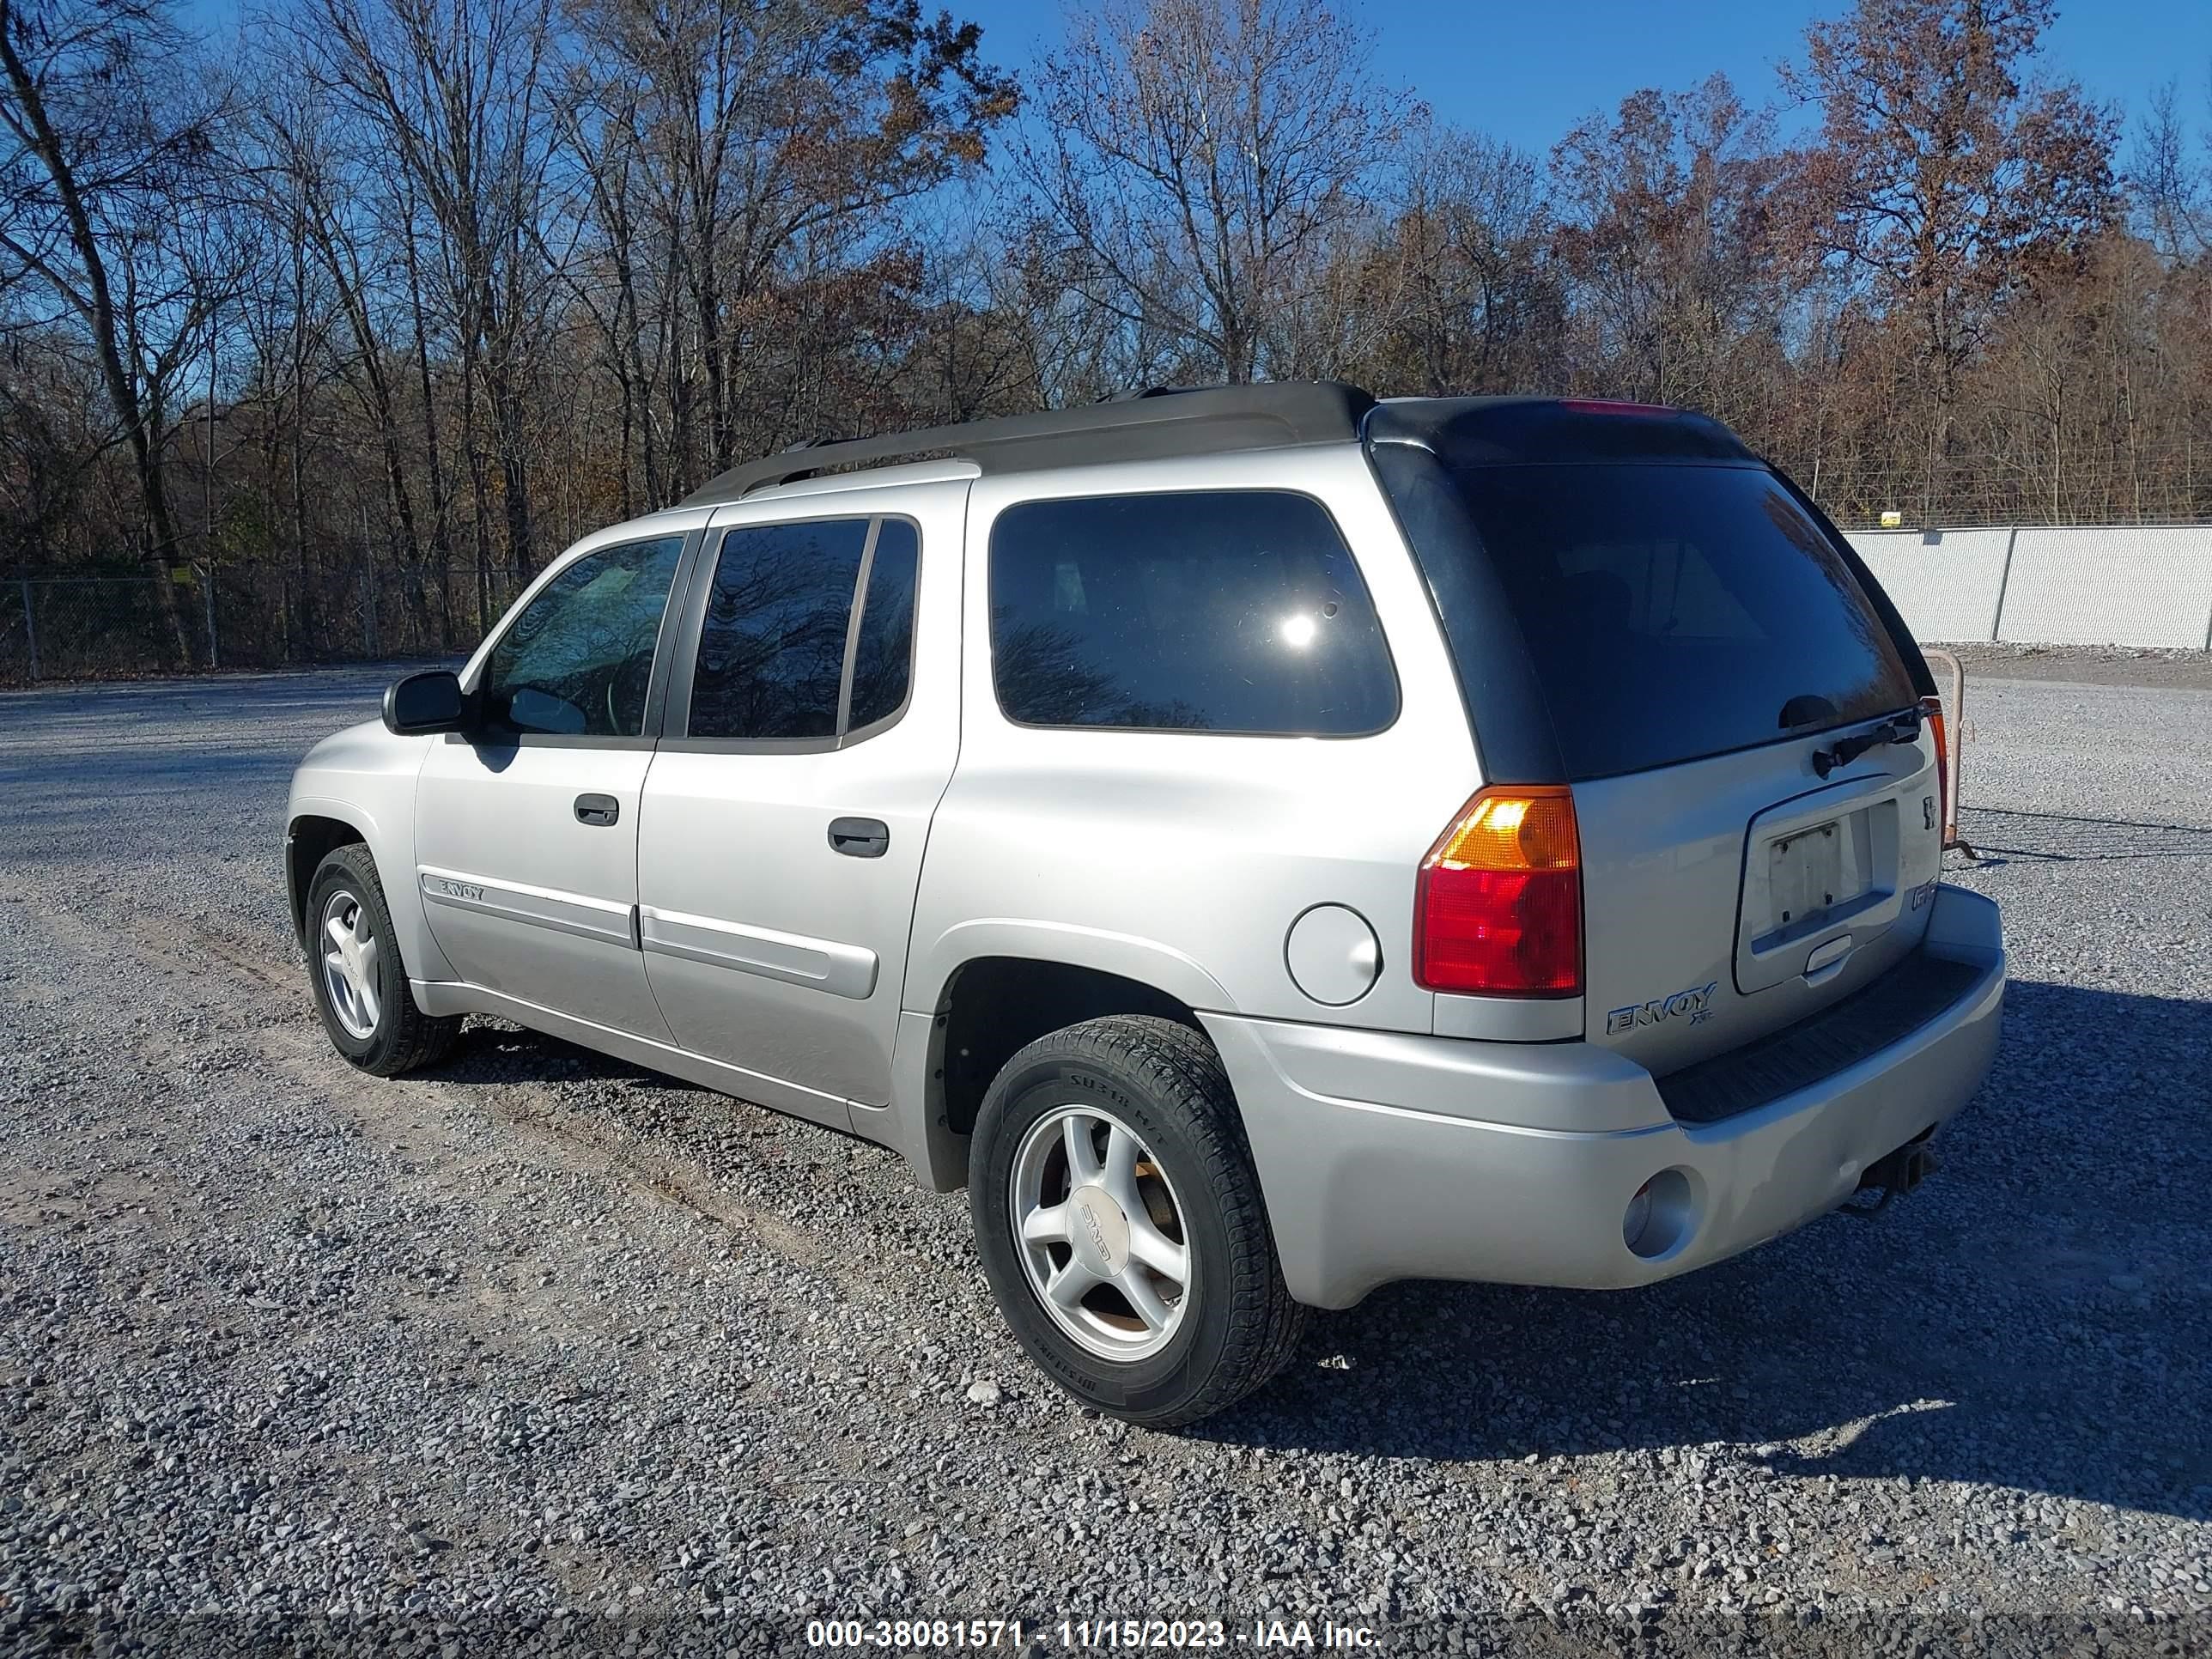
[
  {"xmin": 574, "ymin": 793, "xmax": 620, "ymax": 827},
  {"xmin": 828, "ymin": 816, "xmax": 889, "ymax": 858}
]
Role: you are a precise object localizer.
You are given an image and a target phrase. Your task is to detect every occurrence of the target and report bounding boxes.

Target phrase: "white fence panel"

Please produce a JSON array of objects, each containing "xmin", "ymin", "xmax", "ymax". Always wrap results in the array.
[
  {"xmin": 1846, "ymin": 529, "xmax": 2013, "ymax": 642},
  {"xmin": 1996, "ymin": 526, "xmax": 2212, "ymax": 649}
]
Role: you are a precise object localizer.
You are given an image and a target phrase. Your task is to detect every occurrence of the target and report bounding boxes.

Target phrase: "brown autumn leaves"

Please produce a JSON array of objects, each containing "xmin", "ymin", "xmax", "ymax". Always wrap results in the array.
[{"xmin": 0, "ymin": 0, "xmax": 2204, "ymax": 670}]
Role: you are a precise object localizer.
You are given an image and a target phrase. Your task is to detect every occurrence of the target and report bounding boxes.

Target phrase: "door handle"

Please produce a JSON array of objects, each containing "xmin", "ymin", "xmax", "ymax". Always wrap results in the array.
[
  {"xmin": 574, "ymin": 793, "xmax": 620, "ymax": 827},
  {"xmin": 828, "ymin": 816, "xmax": 890, "ymax": 859}
]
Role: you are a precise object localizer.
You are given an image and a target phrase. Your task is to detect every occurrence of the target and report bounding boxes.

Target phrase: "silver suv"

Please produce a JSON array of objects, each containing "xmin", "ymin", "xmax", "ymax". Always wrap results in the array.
[{"xmin": 285, "ymin": 384, "xmax": 2004, "ymax": 1426}]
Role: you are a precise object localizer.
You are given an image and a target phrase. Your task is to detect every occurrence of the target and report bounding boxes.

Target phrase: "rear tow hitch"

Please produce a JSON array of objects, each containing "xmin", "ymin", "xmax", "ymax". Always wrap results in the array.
[{"xmin": 1838, "ymin": 1140, "xmax": 1938, "ymax": 1219}]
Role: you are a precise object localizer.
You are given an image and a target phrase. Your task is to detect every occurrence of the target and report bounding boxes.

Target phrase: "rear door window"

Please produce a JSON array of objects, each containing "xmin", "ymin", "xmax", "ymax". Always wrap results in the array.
[
  {"xmin": 846, "ymin": 520, "xmax": 918, "ymax": 731},
  {"xmin": 988, "ymin": 490, "xmax": 1397, "ymax": 734},
  {"xmin": 684, "ymin": 517, "xmax": 920, "ymax": 742},
  {"xmin": 1433, "ymin": 463, "xmax": 1916, "ymax": 779}
]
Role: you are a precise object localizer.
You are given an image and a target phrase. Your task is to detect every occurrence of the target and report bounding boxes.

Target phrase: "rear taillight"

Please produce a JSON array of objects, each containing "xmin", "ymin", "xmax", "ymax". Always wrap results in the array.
[
  {"xmin": 1921, "ymin": 694, "xmax": 1948, "ymax": 841},
  {"xmin": 1413, "ymin": 787, "xmax": 1582, "ymax": 996}
]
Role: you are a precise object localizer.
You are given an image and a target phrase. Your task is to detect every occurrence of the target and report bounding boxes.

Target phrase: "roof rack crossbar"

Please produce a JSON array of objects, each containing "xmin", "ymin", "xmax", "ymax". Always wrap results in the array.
[{"xmin": 681, "ymin": 381, "xmax": 1375, "ymax": 507}]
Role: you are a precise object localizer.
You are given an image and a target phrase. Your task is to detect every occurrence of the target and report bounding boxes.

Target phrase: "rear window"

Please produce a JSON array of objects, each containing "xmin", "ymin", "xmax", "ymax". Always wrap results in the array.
[
  {"xmin": 988, "ymin": 490, "xmax": 1396, "ymax": 734},
  {"xmin": 1424, "ymin": 462, "xmax": 1917, "ymax": 779}
]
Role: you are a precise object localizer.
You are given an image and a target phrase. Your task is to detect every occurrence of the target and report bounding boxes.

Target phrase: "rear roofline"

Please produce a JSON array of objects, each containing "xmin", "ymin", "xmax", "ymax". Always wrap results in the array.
[{"xmin": 1365, "ymin": 396, "xmax": 1759, "ymax": 467}]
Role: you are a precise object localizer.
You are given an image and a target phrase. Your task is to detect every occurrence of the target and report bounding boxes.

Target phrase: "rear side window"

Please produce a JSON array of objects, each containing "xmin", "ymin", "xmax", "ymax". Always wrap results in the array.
[
  {"xmin": 988, "ymin": 490, "xmax": 1396, "ymax": 734},
  {"xmin": 1427, "ymin": 463, "xmax": 1917, "ymax": 779},
  {"xmin": 684, "ymin": 517, "xmax": 918, "ymax": 742},
  {"xmin": 847, "ymin": 520, "xmax": 918, "ymax": 730}
]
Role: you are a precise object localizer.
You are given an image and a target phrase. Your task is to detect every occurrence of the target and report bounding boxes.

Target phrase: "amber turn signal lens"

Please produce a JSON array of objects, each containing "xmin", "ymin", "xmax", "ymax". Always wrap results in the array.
[{"xmin": 1429, "ymin": 789, "xmax": 1580, "ymax": 873}]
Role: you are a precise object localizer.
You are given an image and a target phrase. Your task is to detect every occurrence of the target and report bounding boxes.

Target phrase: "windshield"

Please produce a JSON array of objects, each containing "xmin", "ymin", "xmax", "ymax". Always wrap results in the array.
[{"xmin": 1410, "ymin": 459, "xmax": 1918, "ymax": 781}]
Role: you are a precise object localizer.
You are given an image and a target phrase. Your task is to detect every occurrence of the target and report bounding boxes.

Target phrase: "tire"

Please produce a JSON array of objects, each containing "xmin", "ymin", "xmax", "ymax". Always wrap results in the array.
[
  {"xmin": 303, "ymin": 843, "xmax": 460, "ymax": 1078},
  {"xmin": 969, "ymin": 1015, "xmax": 1306, "ymax": 1428}
]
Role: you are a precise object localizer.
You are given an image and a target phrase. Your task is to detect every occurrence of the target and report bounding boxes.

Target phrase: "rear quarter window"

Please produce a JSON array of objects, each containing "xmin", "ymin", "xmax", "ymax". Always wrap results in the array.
[{"xmin": 987, "ymin": 489, "xmax": 1397, "ymax": 735}]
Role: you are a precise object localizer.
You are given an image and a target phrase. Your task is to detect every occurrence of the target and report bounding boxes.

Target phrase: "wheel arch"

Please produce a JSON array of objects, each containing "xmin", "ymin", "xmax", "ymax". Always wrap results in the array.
[
  {"xmin": 286, "ymin": 809, "xmax": 373, "ymax": 949},
  {"xmin": 890, "ymin": 926, "xmax": 1230, "ymax": 1192},
  {"xmin": 285, "ymin": 794, "xmax": 456, "ymax": 982}
]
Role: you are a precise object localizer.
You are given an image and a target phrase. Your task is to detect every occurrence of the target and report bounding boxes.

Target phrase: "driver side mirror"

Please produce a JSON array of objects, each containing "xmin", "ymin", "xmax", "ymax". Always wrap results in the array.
[{"xmin": 383, "ymin": 669, "xmax": 469, "ymax": 736}]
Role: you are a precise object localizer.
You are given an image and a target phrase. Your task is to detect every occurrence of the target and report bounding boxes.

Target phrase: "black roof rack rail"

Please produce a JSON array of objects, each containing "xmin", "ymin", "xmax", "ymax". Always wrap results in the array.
[
  {"xmin": 1093, "ymin": 382, "xmax": 1218, "ymax": 403},
  {"xmin": 681, "ymin": 381, "xmax": 1375, "ymax": 507}
]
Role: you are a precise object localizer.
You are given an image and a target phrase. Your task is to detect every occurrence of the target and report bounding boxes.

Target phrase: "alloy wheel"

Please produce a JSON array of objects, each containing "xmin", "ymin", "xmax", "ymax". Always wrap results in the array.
[
  {"xmin": 319, "ymin": 888, "xmax": 381, "ymax": 1041},
  {"xmin": 1009, "ymin": 1104, "xmax": 1193, "ymax": 1360}
]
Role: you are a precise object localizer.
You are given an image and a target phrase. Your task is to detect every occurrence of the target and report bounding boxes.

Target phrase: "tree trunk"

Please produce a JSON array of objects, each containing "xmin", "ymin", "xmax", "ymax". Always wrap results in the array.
[
  {"xmin": 400, "ymin": 205, "xmax": 457, "ymax": 646},
  {"xmin": 0, "ymin": 16, "xmax": 193, "ymax": 665}
]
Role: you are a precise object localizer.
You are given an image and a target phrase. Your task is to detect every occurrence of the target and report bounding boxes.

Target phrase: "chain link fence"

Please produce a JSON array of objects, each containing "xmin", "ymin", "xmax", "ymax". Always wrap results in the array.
[
  {"xmin": 8, "ymin": 518, "xmax": 2211, "ymax": 688},
  {"xmin": 0, "ymin": 564, "xmax": 505, "ymax": 685}
]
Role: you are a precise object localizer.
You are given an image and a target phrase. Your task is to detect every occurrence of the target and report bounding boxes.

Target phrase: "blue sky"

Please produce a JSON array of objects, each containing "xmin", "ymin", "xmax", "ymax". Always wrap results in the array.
[
  {"xmin": 179, "ymin": 0, "xmax": 2212, "ymax": 157},
  {"xmin": 953, "ymin": 0, "xmax": 2212, "ymax": 155}
]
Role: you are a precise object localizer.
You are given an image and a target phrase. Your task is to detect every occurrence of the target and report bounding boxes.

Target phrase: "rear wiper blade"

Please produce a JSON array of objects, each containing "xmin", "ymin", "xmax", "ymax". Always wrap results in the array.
[{"xmin": 1811, "ymin": 708, "xmax": 1922, "ymax": 778}]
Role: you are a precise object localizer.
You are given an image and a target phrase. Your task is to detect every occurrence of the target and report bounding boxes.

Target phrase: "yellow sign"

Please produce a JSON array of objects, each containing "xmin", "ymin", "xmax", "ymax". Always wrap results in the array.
[{"xmin": 1880, "ymin": 510, "xmax": 1903, "ymax": 529}]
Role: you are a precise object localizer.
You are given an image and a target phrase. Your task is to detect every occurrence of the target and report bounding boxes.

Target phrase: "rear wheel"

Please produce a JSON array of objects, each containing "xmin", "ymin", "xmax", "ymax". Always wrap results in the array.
[
  {"xmin": 304, "ymin": 844, "xmax": 459, "ymax": 1077},
  {"xmin": 969, "ymin": 1016, "xmax": 1304, "ymax": 1428}
]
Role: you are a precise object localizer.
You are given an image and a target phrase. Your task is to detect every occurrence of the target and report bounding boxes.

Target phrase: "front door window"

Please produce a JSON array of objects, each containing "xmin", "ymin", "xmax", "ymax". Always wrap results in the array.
[{"xmin": 480, "ymin": 536, "xmax": 686, "ymax": 737}]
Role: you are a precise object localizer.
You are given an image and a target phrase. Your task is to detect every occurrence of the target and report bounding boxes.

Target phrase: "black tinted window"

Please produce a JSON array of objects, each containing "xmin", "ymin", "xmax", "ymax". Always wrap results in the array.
[
  {"xmin": 684, "ymin": 517, "xmax": 921, "ymax": 742},
  {"xmin": 1443, "ymin": 463, "xmax": 1916, "ymax": 779},
  {"xmin": 482, "ymin": 535, "xmax": 684, "ymax": 737},
  {"xmin": 848, "ymin": 519, "xmax": 918, "ymax": 729},
  {"xmin": 689, "ymin": 520, "xmax": 867, "ymax": 740},
  {"xmin": 988, "ymin": 491, "xmax": 1395, "ymax": 733}
]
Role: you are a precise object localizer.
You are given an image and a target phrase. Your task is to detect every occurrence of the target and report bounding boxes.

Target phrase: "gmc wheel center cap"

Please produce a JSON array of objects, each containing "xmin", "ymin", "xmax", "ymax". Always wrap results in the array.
[{"xmin": 1067, "ymin": 1184, "xmax": 1129, "ymax": 1277}]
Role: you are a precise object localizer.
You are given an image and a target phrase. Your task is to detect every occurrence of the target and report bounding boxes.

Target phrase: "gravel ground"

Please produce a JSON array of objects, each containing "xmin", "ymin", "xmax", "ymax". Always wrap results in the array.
[
  {"xmin": 3, "ymin": 667, "xmax": 2209, "ymax": 1657},
  {"xmin": 1932, "ymin": 641, "xmax": 2212, "ymax": 691}
]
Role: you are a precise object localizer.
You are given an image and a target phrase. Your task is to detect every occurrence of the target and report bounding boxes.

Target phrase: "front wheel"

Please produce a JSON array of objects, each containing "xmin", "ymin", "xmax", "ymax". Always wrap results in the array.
[
  {"xmin": 304, "ymin": 843, "xmax": 460, "ymax": 1077},
  {"xmin": 969, "ymin": 1016, "xmax": 1305, "ymax": 1428}
]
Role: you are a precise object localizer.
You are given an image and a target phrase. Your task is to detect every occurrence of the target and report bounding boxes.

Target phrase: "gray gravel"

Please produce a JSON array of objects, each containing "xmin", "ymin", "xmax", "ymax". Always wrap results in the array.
[
  {"xmin": 3, "ymin": 667, "xmax": 2209, "ymax": 1656},
  {"xmin": 1932, "ymin": 641, "xmax": 2212, "ymax": 690}
]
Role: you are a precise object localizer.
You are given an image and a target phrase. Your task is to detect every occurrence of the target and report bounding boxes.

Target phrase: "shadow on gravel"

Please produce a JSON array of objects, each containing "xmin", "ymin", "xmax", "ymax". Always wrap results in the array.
[
  {"xmin": 1190, "ymin": 978, "xmax": 2212, "ymax": 1524},
  {"xmin": 1960, "ymin": 805, "xmax": 2212, "ymax": 864},
  {"xmin": 437, "ymin": 1022, "xmax": 709, "ymax": 1093}
]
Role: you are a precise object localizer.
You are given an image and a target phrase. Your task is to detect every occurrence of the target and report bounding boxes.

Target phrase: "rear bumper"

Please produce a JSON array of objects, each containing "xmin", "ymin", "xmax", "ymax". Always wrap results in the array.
[{"xmin": 1204, "ymin": 884, "xmax": 2003, "ymax": 1310}]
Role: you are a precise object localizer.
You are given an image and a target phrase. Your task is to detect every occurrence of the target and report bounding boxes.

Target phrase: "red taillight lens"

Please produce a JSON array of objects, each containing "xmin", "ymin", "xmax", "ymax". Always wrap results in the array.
[
  {"xmin": 1921, "ymin": 694, "xmax": 1948, "ymax": 841},
  {"xmin": 1414, "ymin": 787, "xmax": 1583, "ymax": 996}
]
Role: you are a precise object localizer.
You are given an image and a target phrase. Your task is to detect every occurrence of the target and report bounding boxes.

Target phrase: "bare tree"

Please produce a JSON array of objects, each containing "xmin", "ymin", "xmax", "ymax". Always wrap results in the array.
[
  {"xmin": 1358, "ymin": 126, "xmax": 1557, "ymax": 396},
  {"xmin": 1551, "ymin": 76, "xmax": 1789, "ymax": 415},
  {"xmin": 2130, "ymin": 77, "xmax": 2209, "ymax": 261},
  {"xmin": 295, "ymin": 0, "xmax": 562, "ymax": 593},
  {"xmin": 556, "ymin": 0, "xmax": 1016, "ymax": 496},
  {"xmin": 0, "ymin": 0, "xmax": 234, "ymax": 662},
  {"xmin": 1783, "ymin": 0, "xmax": 2119, "ymax": 522},
  {"xmin": 1019, "ymin": 0, "xmax": 1410, "ymax": 385},
  {"xmin": 246, "ymin": 77, "xmax": 433, "ymax": 626}
]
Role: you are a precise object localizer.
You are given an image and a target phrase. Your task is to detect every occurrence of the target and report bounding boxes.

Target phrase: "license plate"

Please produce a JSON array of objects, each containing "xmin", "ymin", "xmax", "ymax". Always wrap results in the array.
[
  {"xmin": 1739, "ymin": 797, "xmax": 1889, "ymax": 991},
  {"xmin": 1766, "ymin": 819, "xmax": 1858, "ymax": 928}
]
